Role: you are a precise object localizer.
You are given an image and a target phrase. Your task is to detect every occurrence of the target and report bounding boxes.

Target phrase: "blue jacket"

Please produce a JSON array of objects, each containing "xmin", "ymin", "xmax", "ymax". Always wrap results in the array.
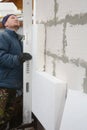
[{"xmin": 0, "ymin": 29, "xmax": 23, "ymax": 89}]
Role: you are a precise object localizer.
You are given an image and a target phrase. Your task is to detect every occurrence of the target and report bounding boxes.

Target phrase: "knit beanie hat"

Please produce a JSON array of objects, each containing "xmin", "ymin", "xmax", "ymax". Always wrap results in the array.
[{"xmin": 2, "ymin": 14, "xmax": 13, "ymax": 26}]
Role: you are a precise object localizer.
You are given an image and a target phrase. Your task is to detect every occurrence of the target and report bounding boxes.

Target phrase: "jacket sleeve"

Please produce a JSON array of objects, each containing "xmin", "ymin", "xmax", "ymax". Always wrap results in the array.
[{"xmin": 0, "ymin": 35, "xmax": 20, "ymax": 68}]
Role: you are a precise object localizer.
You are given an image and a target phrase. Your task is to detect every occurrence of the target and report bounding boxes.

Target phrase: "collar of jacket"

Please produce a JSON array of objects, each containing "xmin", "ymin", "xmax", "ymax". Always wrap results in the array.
[
  {"xmin": 5, "ymin": 28, "xmax": 18, "ymax": 38},
  {"xmin": 5, "ymin": 28, "xmax": 23, "ymax": 41}
]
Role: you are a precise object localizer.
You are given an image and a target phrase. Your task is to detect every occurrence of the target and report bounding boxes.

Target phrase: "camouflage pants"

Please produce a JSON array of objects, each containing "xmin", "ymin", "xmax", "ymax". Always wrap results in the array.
[
  {"xmin": 0, "ymin": 88, "xmax": 23, "ymax": 128},
  {"xmin": 0, "ymin": 89, "xmax": 8, "ymax": 122}
]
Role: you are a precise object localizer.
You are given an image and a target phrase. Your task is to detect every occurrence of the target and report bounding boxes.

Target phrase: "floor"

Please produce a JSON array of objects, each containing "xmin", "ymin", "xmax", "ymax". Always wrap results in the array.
[
  {"xmin": 16, "ymin": 114, "xmax": 45, "ymax": 130},
  {"xmin": 23, "ymin": 122, "xmax": 44, "ymax": 130}
]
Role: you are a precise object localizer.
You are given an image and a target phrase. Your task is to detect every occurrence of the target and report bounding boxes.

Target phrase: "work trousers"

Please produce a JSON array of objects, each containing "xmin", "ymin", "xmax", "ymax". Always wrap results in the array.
[{"xmin": 0, "ymin": 88, "xmax": 23, "ymax": 129}]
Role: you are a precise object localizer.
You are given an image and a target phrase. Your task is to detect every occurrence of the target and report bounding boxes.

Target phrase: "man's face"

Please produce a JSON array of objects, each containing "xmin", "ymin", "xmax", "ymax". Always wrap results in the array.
[{"xmin": 5, "ymin": 15, "xmax": 20, "ymax": 29}]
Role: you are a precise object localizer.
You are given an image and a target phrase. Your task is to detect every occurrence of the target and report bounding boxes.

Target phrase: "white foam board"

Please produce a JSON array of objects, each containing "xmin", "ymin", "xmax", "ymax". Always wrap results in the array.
[
  {"xmin": 32, "ymin": 71, "xmax": 67, "ymax": 130},
  {"xmin": 60, "ymin": 89, "xmax": 87, "ymax": 130}
]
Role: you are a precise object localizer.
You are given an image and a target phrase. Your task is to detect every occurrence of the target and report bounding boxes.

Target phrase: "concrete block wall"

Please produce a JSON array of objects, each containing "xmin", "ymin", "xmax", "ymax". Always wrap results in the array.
[{"xmin": 34, "ymin": 0, "xmax": 87, "ymax": 93}]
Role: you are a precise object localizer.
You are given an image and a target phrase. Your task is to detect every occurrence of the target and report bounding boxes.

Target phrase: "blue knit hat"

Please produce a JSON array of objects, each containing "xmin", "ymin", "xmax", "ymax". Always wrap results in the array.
[{"xmin": 2, "ymin": 14, "xmax": 13, "ymax": 26}]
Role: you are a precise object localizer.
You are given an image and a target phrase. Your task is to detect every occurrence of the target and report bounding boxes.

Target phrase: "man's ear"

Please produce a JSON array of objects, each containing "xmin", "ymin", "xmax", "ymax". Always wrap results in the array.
[{"xmin": 4, "ymin": 22, "xmax": 8, "ymax": 27}]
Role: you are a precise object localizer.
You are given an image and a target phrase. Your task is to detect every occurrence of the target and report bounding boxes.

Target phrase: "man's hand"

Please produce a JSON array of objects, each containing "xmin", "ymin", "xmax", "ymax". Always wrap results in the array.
[{"xmin": 18, "ymin": 53, "xmax": 32, "ymax": 63}]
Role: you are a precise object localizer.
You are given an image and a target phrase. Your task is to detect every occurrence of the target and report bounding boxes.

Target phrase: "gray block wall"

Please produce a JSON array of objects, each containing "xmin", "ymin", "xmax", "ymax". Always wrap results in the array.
[{"xmin": 34, "ymin": 0, "xmax": 87, "ymax": 93}]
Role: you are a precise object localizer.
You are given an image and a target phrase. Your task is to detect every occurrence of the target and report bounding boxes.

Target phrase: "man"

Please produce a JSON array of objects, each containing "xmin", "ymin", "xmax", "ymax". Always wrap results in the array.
[{"xmin": 0, "ymin": 14, "xmax": 32, "ymax": 129}]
